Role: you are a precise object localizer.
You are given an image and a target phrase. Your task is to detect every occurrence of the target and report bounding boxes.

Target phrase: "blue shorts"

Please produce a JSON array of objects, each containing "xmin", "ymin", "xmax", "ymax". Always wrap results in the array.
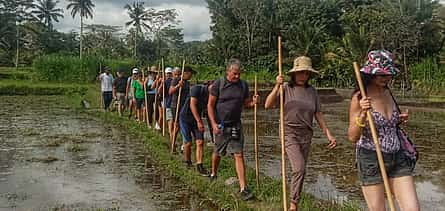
[{"xmin": 179, "ymin": 117, "xmax": 204, "ymax": 143}]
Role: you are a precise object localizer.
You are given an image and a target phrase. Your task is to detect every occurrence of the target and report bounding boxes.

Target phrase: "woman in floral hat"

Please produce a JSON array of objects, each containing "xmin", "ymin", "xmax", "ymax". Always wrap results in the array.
[
  {"xmin": 265, "ymin": 56, "xmax": 337, "ymax": 211},
  {"xmin": 348, "ymin": 50, "xmax": 419, "ymax": 211}
]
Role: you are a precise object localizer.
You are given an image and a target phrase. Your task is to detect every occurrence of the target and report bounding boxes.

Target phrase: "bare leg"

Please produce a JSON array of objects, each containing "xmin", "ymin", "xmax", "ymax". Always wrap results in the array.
[
  {"xmin": 184, "ymin": 141, "xmax": 192, "ymax": 162},
  {"xmin": 362, "ymin": 184, "xmax": 386, "ymax": 211},
  {"xmin": 196, "ymin": 140, "xmax": 204, "ymax": 164},
  {"xmin": 390, "ymin": 176, "xmax": 419, "ymax": 211},
  {"xmin": 211, "ymin": 152, "xmax": 221, "ymax": 176},
  {"xmin": 234, "ymin": 153, "xmax": 246, "ymax": 190}
]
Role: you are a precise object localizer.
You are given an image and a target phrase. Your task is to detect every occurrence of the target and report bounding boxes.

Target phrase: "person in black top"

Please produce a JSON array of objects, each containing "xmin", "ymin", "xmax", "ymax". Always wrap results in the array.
[
  {"xmin": 113, "ymin": 68, "xmax": 128, "ymax": 116},
  {"xmin": 169, "ymin": 66, "xmax": 195, "ymax": 151},
  {"xmin": 179, "ymin": 81, "xmax": 213, "ymax": 174},
  {"xmin": 207, "ymin": 59, "xmax": 258, "ymax": 201}
]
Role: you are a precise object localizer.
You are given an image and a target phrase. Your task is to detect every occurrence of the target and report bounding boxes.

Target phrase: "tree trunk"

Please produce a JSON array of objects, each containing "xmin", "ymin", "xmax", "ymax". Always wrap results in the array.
[
  {"xmin": 134, "ymin": 28, "xmax": 138, "ymax": 59},
  {"xmin": 80, "ymin": 16, "xmax": 83, "ymax": 59}
]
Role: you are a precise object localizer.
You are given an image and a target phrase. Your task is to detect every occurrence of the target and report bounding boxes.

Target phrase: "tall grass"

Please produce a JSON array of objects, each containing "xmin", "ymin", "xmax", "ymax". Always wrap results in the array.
[
  {"xmin": 33, "ymin": 55, "xmax": 136, "ymax": 83},
  {"xmin": 409, "ymin": 57, "xmax": 445, "ymax": 94}
]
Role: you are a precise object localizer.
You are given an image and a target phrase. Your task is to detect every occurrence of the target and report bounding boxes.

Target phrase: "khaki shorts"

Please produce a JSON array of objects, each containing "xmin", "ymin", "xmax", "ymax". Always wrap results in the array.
[
  {"xmin": 166, "ymin": 108, "xmax": 173, "ymax": 121},
  {"xmin": 116, "ymin": 92, "xmax": 126, "ymax": 105},
  {"xmin": 214, "ymin": 123, "xmax": 244, "ymax": 156}
]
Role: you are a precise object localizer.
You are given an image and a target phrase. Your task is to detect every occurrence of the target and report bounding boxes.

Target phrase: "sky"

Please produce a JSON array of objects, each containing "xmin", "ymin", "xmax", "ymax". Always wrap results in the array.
[{"xmin": 54, "ymin": 0, "xmax": 211, "ymax": 42}]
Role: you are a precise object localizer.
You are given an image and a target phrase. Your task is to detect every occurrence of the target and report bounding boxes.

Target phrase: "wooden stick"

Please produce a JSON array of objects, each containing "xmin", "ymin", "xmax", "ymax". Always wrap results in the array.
[
  {"xmin": 353, "ymin": 62, "xmax": 396, "ymax": 211},
  {"xmin": 171, "ymin": 60, "xmax": 186, "ymax": 153},
  {"xmin": 278, "ymin": 36, "xmax": 288, "ymax": 211},
  {"xmin": 162, "ymin": 59, "xmax": 166, "ymax": 136},
  {"xmin": 153, "ymin": 69, "xmax": 159, "ymax": 127},
  {"xmin": 142, "ymin": 68, "xmax": 150, "ymax": 128},
  {"xmin": 254, "ymin": 74, "xmax": 260, "ymax": 190},
  {"xmin": 99, "ymin": 63, "xmax": 104, "ymax": 109}
]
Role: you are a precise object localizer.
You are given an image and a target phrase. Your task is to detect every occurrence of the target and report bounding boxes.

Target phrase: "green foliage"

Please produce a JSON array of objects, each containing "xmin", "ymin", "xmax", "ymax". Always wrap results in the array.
[
  {"xmin": 33, "ymin": 54, "xmax": 136, "ymax": 82},
  {"xmin": 409, "ymin": 57, "xmax": 445, "ymax": 93},
  {"xmin": 0, "ymin": 79, "xmax": 89, "ymax": 95}
]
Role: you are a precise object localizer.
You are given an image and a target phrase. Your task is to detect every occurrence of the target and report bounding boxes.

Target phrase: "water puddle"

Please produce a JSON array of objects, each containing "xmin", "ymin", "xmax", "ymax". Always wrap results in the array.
[
  {"xmin": 241, "ymin": 99, "xmax": 445, "ymax": 210},
  {"xmin": 0, "ymin": 96, "xmax": 216, "ymax": 211}
]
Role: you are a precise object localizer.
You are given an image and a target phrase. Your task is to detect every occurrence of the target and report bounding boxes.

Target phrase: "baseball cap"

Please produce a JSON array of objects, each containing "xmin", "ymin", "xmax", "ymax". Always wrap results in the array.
[
  {"xmin": 132, "ymin": 68, "xmax": 139, "ymax": 74},
  {"xmin": 165, "ymin": 67, "xmax": 173, "ymax": 74}
]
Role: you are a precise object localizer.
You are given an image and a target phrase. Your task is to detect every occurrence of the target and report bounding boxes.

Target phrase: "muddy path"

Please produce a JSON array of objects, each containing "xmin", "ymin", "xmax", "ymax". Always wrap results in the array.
[
  {"xmin": 0, "ymin": 96, "xmax": 216, "ymax": 211},
  {"xmin": 240, "ymin": 99, "xmax": 445, "ymax": 210}
]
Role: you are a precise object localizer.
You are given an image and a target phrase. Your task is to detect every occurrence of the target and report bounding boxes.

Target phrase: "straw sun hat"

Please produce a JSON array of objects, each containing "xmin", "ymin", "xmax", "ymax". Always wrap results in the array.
[{"xmin": 287, "ymin": 56, "xmax": 319, "ymax": 75}]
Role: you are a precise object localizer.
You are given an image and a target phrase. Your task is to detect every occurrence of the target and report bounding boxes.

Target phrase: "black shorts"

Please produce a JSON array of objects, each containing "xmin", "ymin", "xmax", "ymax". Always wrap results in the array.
[
  {"xmin": 136, "ymin": 98, "xmax": 144, "ymax": 109},
  {"xmin": 357, "ymin": 147, "xmax": 415, "ymax": 186},
  {"xmin": 214, "ymin": 123, "xmax": 244, "ymax": 156}
]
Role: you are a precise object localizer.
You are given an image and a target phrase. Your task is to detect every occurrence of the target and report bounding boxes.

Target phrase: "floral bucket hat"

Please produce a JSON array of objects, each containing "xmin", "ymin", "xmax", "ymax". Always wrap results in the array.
[{"xmin": 360, "ymin": 50, "xmax": 399, "ymax": 75}]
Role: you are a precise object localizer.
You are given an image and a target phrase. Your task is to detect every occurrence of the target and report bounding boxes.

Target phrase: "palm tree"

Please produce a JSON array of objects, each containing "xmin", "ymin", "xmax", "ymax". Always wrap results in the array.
[
  {"xmin": 66, "ymin": 0, "xmax": 95, "ymax": 59},
  {"xmin": 125, "ymin": 1, "xmax": 150, "ymax": 58},
  {"xmin": 32, "ymin": 0, "xmax": 64, "ymax": 31},
  {"xmin": 6, "ymin": 0, "xmax": 35, "ymax": 68}
]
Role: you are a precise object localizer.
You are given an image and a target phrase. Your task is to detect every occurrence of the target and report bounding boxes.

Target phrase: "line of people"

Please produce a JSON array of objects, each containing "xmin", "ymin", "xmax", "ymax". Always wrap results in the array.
[{"xmin": 98, "ymin": 50, "xmax": 419, "ymax": 210}]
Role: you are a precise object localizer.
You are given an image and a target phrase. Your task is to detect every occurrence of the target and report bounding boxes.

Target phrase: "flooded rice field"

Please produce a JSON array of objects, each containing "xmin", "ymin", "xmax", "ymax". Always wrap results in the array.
[
  {"xmin": 241, "ymin": 96, "xmax": 445, "ymax": 210},
  {"xmin": 1, "ymin": 92, "xmax": 444, "ymax": 210},
  {"xmin": 0, "ymin": 96, "xmax": 216, "ymax": 211}
]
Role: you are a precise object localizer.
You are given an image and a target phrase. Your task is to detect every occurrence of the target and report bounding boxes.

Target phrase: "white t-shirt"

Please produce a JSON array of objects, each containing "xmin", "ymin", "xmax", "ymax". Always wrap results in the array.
[{"xmin": 100, "ymin": 73, "xmax": 114, "ymax": 92}]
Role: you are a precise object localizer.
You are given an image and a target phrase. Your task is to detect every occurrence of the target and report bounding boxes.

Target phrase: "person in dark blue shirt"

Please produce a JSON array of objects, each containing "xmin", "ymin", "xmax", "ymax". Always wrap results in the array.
[{"xmin": 179, "ymin": 82, "xmax": 213, "ymax": 175}]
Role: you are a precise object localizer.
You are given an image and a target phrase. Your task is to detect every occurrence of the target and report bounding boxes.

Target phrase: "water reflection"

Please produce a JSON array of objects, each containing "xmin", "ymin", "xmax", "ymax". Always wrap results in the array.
[
  {"xmin": 241, "ymin": 100, "xmax": 445, "ymax": 210},
  {"xmin": 0, "ymin": 96, "xmax": 216, "ymax": 211}
]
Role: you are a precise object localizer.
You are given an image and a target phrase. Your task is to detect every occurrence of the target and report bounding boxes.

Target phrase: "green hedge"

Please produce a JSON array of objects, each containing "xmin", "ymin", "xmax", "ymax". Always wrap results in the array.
[
  {"xmin": 0, "ymin": 80, "xmax": 89, "ymax": 96},
  {"xmin": 33, "ymin": 55, "xmax": 136, "ymax": 83}
]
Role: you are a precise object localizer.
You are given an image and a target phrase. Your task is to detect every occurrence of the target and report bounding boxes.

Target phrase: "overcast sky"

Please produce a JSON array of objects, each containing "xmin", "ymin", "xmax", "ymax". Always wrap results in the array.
[{"xmin": 54, "ymin": 0, "xmax": 211, "ymax": 42}]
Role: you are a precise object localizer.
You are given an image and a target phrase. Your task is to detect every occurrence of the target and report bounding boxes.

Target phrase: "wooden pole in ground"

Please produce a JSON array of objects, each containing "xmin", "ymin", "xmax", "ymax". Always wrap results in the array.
[
  {"xmin": 142, "ymin": 68, "xmax": 150, "ymax": 128},
  {"xmin": 353, "ymin": 62, "xmax": 396, "ymax": 211},
  {"xmin": 171, "ymin": 60, "xmax": 185, "ymax": 153},
  {"xmin": 99, "ymin": 63, "xmax": 103, "ymax": 109},
  {"xmin": 278, "ymin": 36, "xmax": 288, "ymax": 211},
  {"xmin": 162, "ymin": 59, "xmax": 166, "ymax": 136},
  {"xmin": 254, "ymin": 74, "xmax": 260, "ymax": 190},
  {"xmin": 153, "ymin": 69, "xmax": 159, "ymax": 127}
]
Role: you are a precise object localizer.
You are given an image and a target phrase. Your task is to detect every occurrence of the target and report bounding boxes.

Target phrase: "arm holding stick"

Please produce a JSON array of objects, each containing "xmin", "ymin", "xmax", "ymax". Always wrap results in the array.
[
  {"xmin": 348, "ymin": 92, "xmax": 370, "ymax": 142},
  {"xmin": 265, "ymin": 75, "xmax": 284, "ymax": 109}
]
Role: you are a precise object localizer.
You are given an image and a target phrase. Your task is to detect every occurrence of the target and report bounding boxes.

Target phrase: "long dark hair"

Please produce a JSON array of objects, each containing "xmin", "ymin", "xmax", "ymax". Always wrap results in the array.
[
  {"xmin": 352, "ymin": 73, "xmax": 390, "ymax": 98},
  {"xmin": 288, "ymin": 72, "xmax": 310, "ymax": 88}
]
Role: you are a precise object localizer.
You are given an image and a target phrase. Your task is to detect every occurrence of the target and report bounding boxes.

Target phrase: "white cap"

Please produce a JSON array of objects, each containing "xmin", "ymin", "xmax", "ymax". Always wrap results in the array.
[
  {"xmin": 173, "ymin": 67, "xmax": 181, "ymax": 73},
  {"xmin": 165, "ymin": 67, "xmax": 173, "ymax": 74},
  {"xmin": 132, "ymin": 68, "xmax": 139, "ymax": 74}
]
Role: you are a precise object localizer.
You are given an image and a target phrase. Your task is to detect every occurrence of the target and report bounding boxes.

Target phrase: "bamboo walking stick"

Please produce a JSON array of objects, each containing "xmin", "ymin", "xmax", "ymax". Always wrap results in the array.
[
  {"xmin": 278, "ymin": 36, "xmax": 288, "ymax": 211},
  {"xmin": 142, "ymin": 68, "xmax": 150, "ymax": 128},
  {"xmin": 353, "ymin": 62, "xmax": 396, "ymax": 211},
  {"xmin": 99, "ymin": 63, "xmax": 104, "ymax": 109},
  {"xmin": 254, "ymin": 74, "xmax": 260, "ymax": 190},
  {"xmin": 153, "ymin": 69, "xmax": 159, "ymax": 127},
  {"xmin": 162, "ymin": 59, "xmax": 166, "ymax": 136},
  {"xmin": 171, "ymin": 60, "xmax": 186, "ymax": 153}
]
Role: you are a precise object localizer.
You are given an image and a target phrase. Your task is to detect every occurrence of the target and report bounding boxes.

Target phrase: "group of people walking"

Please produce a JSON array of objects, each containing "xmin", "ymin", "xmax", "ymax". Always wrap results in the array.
[{"xmin": 98, "ymin": 50, "xmax": 419, "ymax": 211}]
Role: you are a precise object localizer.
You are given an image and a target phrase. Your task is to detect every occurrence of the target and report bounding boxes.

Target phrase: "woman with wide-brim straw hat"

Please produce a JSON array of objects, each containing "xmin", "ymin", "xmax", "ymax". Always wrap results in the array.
[
  {"xmin": 265, "ymin": 56, "xmax": 337, "ymax": 211},
  {"xmin": 348, "ymin": 50, "xmax": 419, "ymax": 211},
  {"xmin": 144, "ymin": 66, "xmax": 160, "ymax": 127}
]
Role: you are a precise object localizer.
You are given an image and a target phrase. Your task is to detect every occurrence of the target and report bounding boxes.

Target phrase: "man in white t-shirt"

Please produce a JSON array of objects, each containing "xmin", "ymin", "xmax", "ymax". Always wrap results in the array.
[{"xmin": 98, "ymin": 66, "xmax": 114, "ymax": 111}]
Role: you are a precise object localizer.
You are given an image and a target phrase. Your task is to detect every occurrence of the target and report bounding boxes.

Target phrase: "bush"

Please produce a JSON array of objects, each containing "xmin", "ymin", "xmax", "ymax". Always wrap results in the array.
[{"xmin": 33, "ymin": 54, "xmax": 136, "ymax": 83}]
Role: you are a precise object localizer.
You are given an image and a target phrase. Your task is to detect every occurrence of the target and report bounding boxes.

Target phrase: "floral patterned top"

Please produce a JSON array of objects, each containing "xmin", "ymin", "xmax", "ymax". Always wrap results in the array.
[{"xmin": 357, "ymin": 105, "xmax": 401, "ymax": 153}]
